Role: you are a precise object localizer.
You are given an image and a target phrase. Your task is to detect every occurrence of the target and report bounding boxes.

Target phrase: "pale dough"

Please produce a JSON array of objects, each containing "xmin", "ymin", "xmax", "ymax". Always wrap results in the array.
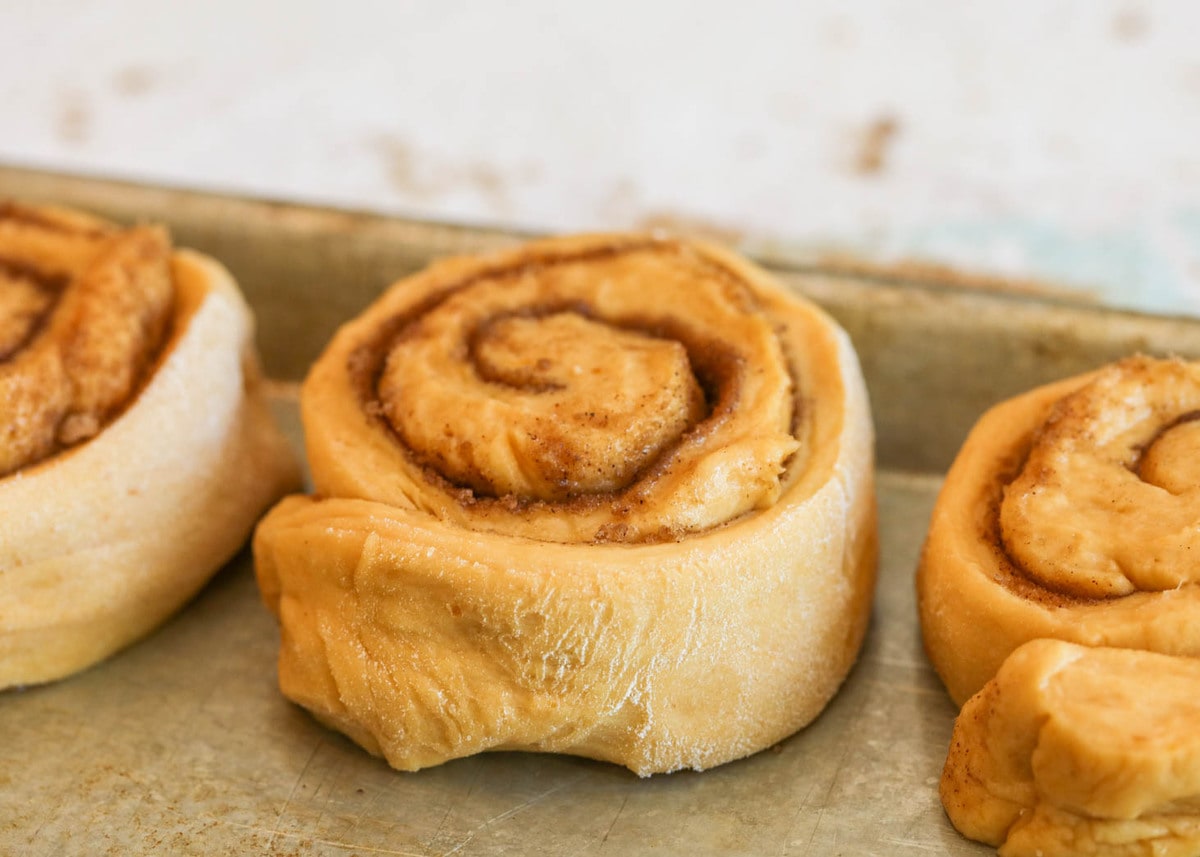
[{"xmin": 255, "ymin": 234, "xmax": 877, "ymax": 775}]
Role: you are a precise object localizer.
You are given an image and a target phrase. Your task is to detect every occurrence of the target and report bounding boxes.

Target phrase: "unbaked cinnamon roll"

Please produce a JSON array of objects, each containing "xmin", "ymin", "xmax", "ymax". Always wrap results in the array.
[
  {"xmin": 254, "ymin": 233, "xmax": 877, "ymax": 775},
  {"xmin": 917, "ymin": 355, "xmax": 1200, "ymax": 707},
  {"xmin": 0, "ymin": 202, "xmax": 300, "ymax": 689},
  {"xmin": 941, "ymin": 639, "xmax": 1200, "ymax": 857}
]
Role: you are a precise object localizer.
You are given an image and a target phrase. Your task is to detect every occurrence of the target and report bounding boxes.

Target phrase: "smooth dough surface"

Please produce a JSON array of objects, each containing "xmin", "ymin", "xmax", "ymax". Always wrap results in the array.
[
  {"xmin": 255, "ymin": 233, "xmax": 877, "ymax": 775},
  {"xmin": 917, "ymin": 356, "xmax": 1200, "ymax": 707},
  {"xmin": 0, "ymin": 210, "xmax": 301, "ymax": 689},
  {"xmin": 942, "ymin": 639, "xmax": 1200, "ymax": 857},
  {"xmin": 920, "ymin": 356, "xmax": 1200, "ymax": 855}
]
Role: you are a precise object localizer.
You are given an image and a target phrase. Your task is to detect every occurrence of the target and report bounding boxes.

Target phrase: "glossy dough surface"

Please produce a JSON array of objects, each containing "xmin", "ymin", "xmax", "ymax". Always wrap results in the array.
[
  {"xmin": 0, "ymin": 203, "xmax": 300, "ymax": 689},
  {"xmin": 917, "ymin": 356, "xmax": 1200, "ymax": 706},
  {"xmin": 255, "ymin": 234, "xmax": 877, "ymax": 775},
  {"xmin": 919, "ymin": 356, "xmax": 1200, "ymax": 855},
  {"xmin": 942, "ymin": 639, "xmax": 1200, "ymax": 857}
]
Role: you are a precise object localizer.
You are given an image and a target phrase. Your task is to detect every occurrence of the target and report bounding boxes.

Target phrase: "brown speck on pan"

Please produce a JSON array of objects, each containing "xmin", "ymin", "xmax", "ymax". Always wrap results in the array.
[
  {"xmin": 56, "ymin": 90, "xmax": 91, "ymax": 144},
  {"xmin": 113, "ymin": 65, "xmax": 157, "ymax": 97},
  {"xmin": 465, "ymin": 161, "xmax": 511, "ymax": 213},
  {"xmin": 854, "ymin": 114, "xmax": 900, "ymax": 176},
  {"xmin": 373, "ymin": 135, "xmax": 443, "ymax": 201},
  {"xmin": 1112, "ymin": 5, "xmax": 1150, "ymax": 41},
  {"xmin": 372, "ymin": 135, "xmax": 513, "ymax": 214}
]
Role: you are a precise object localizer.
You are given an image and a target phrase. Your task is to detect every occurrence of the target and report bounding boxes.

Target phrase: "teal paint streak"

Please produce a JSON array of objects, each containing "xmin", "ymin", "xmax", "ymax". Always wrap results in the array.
[{"xmin": 897, "ymin": 214, "xmax": 1199, "ymax": 318}]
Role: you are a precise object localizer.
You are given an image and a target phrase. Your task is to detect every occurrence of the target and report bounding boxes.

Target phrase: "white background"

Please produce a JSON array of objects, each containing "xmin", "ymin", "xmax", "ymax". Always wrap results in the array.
[{"xmin": 3, "ymin": 0, "xmax": 1198, "ymax": 314}]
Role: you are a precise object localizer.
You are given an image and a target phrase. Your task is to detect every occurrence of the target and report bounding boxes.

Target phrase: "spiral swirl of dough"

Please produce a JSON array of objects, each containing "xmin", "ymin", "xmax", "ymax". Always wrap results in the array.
[
  {"xmin": 918, "ymin": 355, "xmax": 1200, "ymax": 706},
  {"xmin": 0, "ymin": 203, "xmax": 172, "ymax": 476},
  {"xmin": 1000, "ymin": 357, "xmax": 1200, "ymax": 597},
  {"xmin": 0, "ymin": 202, "xmax": 299, "ymax": 689},
  {"xmin": 306, "ymin": 235, "xmax": 814, "ymax": 544},
  {"xmin": 255, "ymin": 234, "xmax": 876, "ymax": 775}
]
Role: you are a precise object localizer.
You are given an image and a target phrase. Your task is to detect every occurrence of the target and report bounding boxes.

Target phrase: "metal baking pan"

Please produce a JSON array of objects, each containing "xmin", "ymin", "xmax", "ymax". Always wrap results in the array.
[{"xmin": 2, "ymin": 165, "xmax": 1199, "ymax": 856}]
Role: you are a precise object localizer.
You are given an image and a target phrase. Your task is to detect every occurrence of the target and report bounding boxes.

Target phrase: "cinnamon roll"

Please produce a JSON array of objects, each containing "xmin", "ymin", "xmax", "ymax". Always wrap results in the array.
[
  {"xmin": 254, "ymin": 234, "xmax": 877, "ymax": 776},
  {"xmin": 941, "ymin": 639, "xmax": 1200, "ymax": 857},
  {"xmin": 0, "ymin": 202, "xmax": 300, "ymax": 689},
  {"xmin": 917, "ymin": 355, "xmax": 1200, "ymax": 706}
]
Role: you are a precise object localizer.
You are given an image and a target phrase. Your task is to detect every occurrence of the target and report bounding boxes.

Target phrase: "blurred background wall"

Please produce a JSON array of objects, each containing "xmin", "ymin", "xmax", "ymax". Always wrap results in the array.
[{"xmin": 3, "ymin": 0, "xmax": 1198, "ymax": 314}]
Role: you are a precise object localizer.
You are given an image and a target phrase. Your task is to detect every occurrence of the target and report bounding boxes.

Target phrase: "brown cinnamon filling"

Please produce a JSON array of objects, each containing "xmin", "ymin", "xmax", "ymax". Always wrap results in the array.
[
  {"xmin": 0, "ymin": 208, "xmax": 175, "ymax": 477},
  {"xmin": 0, "ymin": 263, "xmax": 60, "ymax": 361},
  {"xmin": 992, "ymin": 358, "xmax": 1200, "ymax": 602},
  {"xmin": 987, "ymin": 442, "xmax": 1091, "ymax": 608},
  {"xmin": 344, "ymin": 238, "xmax": 798, "ymax": 531}
]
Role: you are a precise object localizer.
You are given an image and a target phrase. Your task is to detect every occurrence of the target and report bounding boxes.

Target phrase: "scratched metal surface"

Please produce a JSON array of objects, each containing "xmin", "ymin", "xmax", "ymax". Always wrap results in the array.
[
  {"xmin": 4, "ymin": 168, "xmax": 1200, "ymax": 856},
  {"xmin": 0, "ymin": 464, "xmax": 977, "ymax": 857}
]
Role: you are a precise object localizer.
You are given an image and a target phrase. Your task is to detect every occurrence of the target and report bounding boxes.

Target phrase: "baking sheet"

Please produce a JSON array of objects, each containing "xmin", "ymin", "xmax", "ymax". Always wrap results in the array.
[
  {"xmin": 0, "ymin": 463, "xmax": 959, "ymax": 857},
  {"xmin": 3, "ymin": 165, "xmax": 1200, "ymax": 856}
]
